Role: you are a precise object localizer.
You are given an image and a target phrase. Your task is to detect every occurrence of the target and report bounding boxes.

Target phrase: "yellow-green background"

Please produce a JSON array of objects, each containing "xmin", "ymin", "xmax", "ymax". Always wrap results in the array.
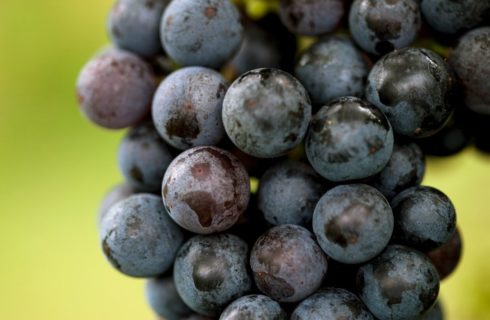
[{"xmin": 0, "ymin": 0, "xmax": 489, "ymax": 319}]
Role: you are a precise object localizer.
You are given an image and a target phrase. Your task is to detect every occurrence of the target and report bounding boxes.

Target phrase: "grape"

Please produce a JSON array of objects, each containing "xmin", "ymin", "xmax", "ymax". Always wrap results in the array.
[
  {"xmin": 356, "ymin": 245, "xmax": 440, "ymax": 320},
  {"xmin": 222, "ymin": 68, "xmax": 312, "ymax": 158},
  {"xmin": 291, "ymin": 287, "xmax": 374, "ymax": 320},
  {"xmin": 313, "ymin": 184, "xmax": 394, "ymax": 264},
  {"xmin": 449, "ymin": 27, "xmax": 490, "ymax": 115},
  {"xmin": 421, "ymin": 0, "xmax": 490, "ymax": 34},
  {"xmin": 417, "ymin": 111, "xmax": 472, "ymax": 157},
  {"xmin": 219, "ymin": 294, "xmax": 287, "ymax": 320},
  {"xmin": 305, "ymin": 96, "xmax": 394, "ymax": 182},
  {"xmin": 225, "ymin": 19, "xmax": 282, "ymax": 79},
  {"xmin": 295, "ymin": 35, "xmax": 370, "ymax": 107},
  {"xmin": 278, "ymin": 0, "xmax": 344, "ymax": 36},
  {"xmin": 108, "ymin": 0, "xmax": 168, "ymax": 57},
  {"xmin": 426, "ymin": 228, "xmax": 462, "ymax": 281},
  {"xmin": 366, "ymin": 47, "xmax": 455, "ymax": 138},
  {"xmin": 391, "ymin": 186, "xmax": 457, "ymax": 251},
  {"xmin": 99, "ymin": 194, "xmax": 184, "ymax": 277},
  {"xmin": 162, "ymin": 146, "xmax": 250, "ymax": 234},
  {"xmin": 160, "ymin": 0, "xmax": 244, "ymax": 68},
  {"xmin": 98, "ymin": 183, "xmax": 135, "ymax": 225},
  {"xmin": 250, "ymin": 224, "xmax": 328, "ymax": 303},
  {"xmin": 369, "ymin": 142, "xmax": 425, "ymax": 200},
  {"xmin": 152, "ymin": 67, "xmax": 228, "ymax": 150},
  {"xmin": 173, "ymin": 234, "xmax": 252, "ymax": 317},
  {"xmin": 76, "ymin": 49, "xmax": 156, "ymax": 129},
  {"xmin": 349, "ymin": 0, "xmax": 421, "ymax": 55},
  {"xmin": 145, "ymin": 275, "xmax": 193, "ymax": 320},
  {"xmin": 257, "ymin": 160, "xmax": 326, "ymax": 227},
  {"xmin": 118, "ymin": 122, "xmax": 174, "ymax": 192}
]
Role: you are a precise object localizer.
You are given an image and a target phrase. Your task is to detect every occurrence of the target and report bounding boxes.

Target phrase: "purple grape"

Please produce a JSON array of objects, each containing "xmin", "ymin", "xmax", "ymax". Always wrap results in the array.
[
  {"xmin": 160, "ymin": 0, "xmax": 244, "ymax": 68},
  {"xmin": 278, "ymin": 0, "xmax": 345, "ymax": 36},
  {"xmin": 250, "ymin": 224, "xmax": 328, "ymax": 303},
  {"xmin": 173, "ymin": 234, "xmax": 252, "ymax": 316},
  {"xmin": 152, "ymin": 67, "xmax": 227, "ymax": 150},
  {"xmin": 99, "ymin": 194, "xmax": 184, "ymax": 277},
  {"xmin": 118, "ymin": 122, "xmax": 174, "ymax": 192},
  {"xmin": 76, "ymin": 49, "xmax": 156, "ymax": 129},
  {"xmin": 313, "ymin": 184, "xmax": 394, "ymax": 264},
  {"xmin": 162, "ymin": 146, "xmax": 250, "ymax": 234}
]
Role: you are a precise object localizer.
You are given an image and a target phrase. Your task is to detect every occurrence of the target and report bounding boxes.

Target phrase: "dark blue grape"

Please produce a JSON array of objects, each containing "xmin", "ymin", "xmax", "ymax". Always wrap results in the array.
[
  {"xmin": 278, "ymin": 0, "xmax": 344, "ymax": 36},
  {"xmin": 370, "ymin": 142, "xmax": 425, "ymax": 200},
  {"xmin": 291, "ymin": 287, "xmax": 374, "ymax": 320},
  {"xmin": 222, "ymin": 68, "xmax": 312, "ymax": 158},
  {"xmin": 152, "ymin": 67, "xmax": 227, "ymax": 150},
  {"xmin": 295, "ymin": 35, "xmax": 370, "ymax": 107},
  {"xmin": 349, "ymin": 0, "xmax": 421, "ymax": 55},
  {"xmin": 417, "ymin": 113, "xmax": 472, "ymax": 157},
  {"xmin": 366, "ymin": 47, "xmax": 455, "ymax": 137},
  {"xmin": 98, "ymin": 183, "xmax": 135, "ymax": 226},
  {"xmin": 118, "ymin": 122, "xmax": 174, "ymax": 192},
  {"xmin": 173, "ymin": 233, "xmax": 252, "ymax": 317},
  {"xmin": 449, "ymin": 27, "xmax": 490, "ymax": 115},
  {"xmin": 162, "ymin": 146, "xmax": 250, "ymax": 234},
  {"xmin": 257, "ymin": 160, "xmax": 326, "ymax": 227},
  {"xmin": 76, "ymin": 49, "xmax": 156, "ymax": 129},
  {"xmin": 313, "ymin": 184, "xmax": 394, "ymax": 264},
  {"xmin": 426, "ymin": 228, "xmax": 462, "ymax": 281},
  {"xmin": 145, "ymin": 275, "xmax": 193, "ymax": 320},
  {"xmin": 224, "ymin": 19, "xmax": 282, "ymax": 79},
  {"xmin": 391, "ymin": 186, "xmax": 457, "ymax": 251},
  {"xmin": 356, "ymin": 245, "xmax": 440, "ymax": 320},
  {"xmin": 99, "ymin": 194, "xmax": 184, "ymax": 277},
  {"xmin": 421, "ymin": 0, "xmax": 490, "ymax": 34},
  {"xmin": 250, "ymin": 224, "xmax": 328, "ymax": 303},
  {"xmin": 219, "ymin": 294, "xmax": 287, "ymax": 320},
  {"xmin": 160, "ymin": 0, "xmax": 243, "ymax": 68},
  {"xmin": 108, "ymin": 0, "xmax": 168, "ymax": 57},
  {"xmin": 305, "ymin": 96, "xmax": 394, "ymax": 182}
]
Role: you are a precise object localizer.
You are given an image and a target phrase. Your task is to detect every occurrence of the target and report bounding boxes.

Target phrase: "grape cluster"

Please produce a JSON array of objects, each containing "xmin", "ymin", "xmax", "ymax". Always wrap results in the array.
[{"xmin": 75, "ymin": 0, "xmax": 489, "ymax": 318}]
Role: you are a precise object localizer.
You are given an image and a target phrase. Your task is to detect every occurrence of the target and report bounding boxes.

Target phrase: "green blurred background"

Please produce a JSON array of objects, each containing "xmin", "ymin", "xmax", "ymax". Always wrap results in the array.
[{"xmin": 0, "ymin": 0, "xmax": 489, "ymax": 319}]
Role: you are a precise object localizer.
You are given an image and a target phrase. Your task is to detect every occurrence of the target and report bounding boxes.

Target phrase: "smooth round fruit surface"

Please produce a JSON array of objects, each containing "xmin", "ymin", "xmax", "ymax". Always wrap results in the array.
[
  {"xmin": 145, "ymin": 276, "xmax": 192, "ymax": 320},
  {"xmin": 313, "ymin": 184, "xmax": 394, "ymax": 264},
  {"xmin": 291, "ymin": 287, "xmax": 374, "ymax": 320},
  {"xmin": 118, "ymin": 122, "xmax": 174, "ymax": 192},
  {"xmin": 223, "ymin": 68, "xmax": 312, "ymax": 158},
  {"xmin": 152, "ymin": 67, "xmax": 227, "ymax": 150},
  {"xmin": 370, "ymin": 142, "xmax": 425, "ymax": 200},
  {"xmin": 295, "ymin": 35, "xmax": 370, "ymax": 106},
  {"xmin": 162, "ymin": 146, "xmax": 250, "ymax": 234},
  {"xmin": 250, "ymin": 224, "xmax": 328, "ymax": 303},
  {"xmin": 356, "ymin": 245, "xmax": 440, "ymax": 320},
  {"xmin": 391, "ymin": 186, "xmax": 457, "ymax": 251},
  {"xmin": 219, "ymin": 294, "xmax": 287, "ymax": 320},
  {"xmin": 108, "ymin": 0, "xmax": 168, "ymax": 57},
  {"xmin": 366, "ymin": 47, "xmax": 455, "ymax": 137},
  {"xmin": 99, "ymin": 194, "xmax": 184, "ymax": 277},
  {"xmin": 349, "ymin": 0, "xmax": 421, "ymax": 55},
  {"xmin": 160, "ymin": 0, "xmax": 243, "ymax": 68},
  {"xmin": 76, "ymin": 49, "xmax": 156, "ymax": 129},
  {"xmin": 421, "ymin": 0, "xmax": 490, "ymax": 34},
  {"xmin": 174, "ymin": 234, "xmax": 252, "ymax": 317},
  {"xmin": 449, "ymin": 27, "xmax": 490, "ymax": 115},
  {"xmin": 257, "ymin": 160, "xmax": 325, "ymax": 227},
  {"xmin": 305, "ymin": 96, "xmax": 394, "ymax": 182},
  {"xmin": 278, "ymin": 0, "xmax": 344, "ymax": 36}
]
